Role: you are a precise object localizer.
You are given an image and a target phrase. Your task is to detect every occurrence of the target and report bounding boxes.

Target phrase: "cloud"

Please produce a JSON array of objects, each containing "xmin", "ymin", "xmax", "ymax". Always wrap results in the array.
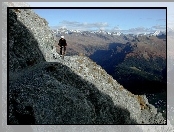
[
  {"xmin": 124, "ymin": 27, "xmax": 152, "ymax": 34},
  {"xmin": 51, "ymin": 20, "xmax": 167, "ymax": 34},
  {"xmin": 119, "ymin": 26, "xmax": 166, "ymax": 34},
  {"xmin": 56, "ymin": 20, "xmax": 109, "ymax": 31},
  {"xmin": 157, "ymin": 19, "xmax": 166, "ymax": 21},
  {"xmin": 113, "ymin": 26, "xmax": 121, "ymax": 31},
  {"xmin": 152, "ymin": 25, "xmax": 166, "ymax": 30}
]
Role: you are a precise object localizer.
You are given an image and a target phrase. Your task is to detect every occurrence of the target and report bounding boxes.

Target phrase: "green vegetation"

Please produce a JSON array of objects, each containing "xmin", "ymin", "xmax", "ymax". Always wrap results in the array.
[
  {"xmin": 113, "ymin": 57, "xmax": 166, "ymax": 94},
  {"xmin": 122, "ymin": 57, "xmax": 166, "ymax": 76}
]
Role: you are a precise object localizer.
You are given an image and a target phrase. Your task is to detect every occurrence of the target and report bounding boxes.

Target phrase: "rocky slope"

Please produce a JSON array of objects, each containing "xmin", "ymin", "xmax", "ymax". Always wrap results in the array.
[
  {"xmin": 7, "ymin": 5, "xmax": 167, "ymax": 125},
  {"xmin": 9, "ymin": 6, "xmax": 56, "ymax": 72}
]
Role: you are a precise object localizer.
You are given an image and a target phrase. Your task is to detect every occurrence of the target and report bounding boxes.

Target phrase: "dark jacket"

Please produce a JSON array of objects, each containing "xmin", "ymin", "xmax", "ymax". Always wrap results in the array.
[{"xmin": 58, "ymin": 38, "xmax": 67, "ymax": 47}]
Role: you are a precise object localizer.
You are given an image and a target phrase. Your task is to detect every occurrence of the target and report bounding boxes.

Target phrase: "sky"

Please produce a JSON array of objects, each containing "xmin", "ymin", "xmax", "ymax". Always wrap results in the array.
[{"xmin": 27, "ymin": 2, "xmax": 173, "ymax": 34}]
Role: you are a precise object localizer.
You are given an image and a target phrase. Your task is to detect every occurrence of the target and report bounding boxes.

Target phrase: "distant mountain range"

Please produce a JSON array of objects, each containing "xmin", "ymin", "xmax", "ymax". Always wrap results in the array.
[{"xmin": 52, "ymin": 27, "xmax": 167, "ymax": 37}]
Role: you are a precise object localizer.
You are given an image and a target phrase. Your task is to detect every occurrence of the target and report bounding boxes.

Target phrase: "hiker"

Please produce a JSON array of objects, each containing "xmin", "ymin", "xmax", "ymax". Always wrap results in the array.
[{"xmin": 58, "ymin": 36, "xmax": 67, "ymax": 56}]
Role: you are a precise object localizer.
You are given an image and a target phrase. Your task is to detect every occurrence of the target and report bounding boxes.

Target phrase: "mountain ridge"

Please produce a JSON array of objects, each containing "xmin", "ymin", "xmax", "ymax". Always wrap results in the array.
[{"xmin": 52, "ymin": 27, "xmax": 166, "ymax": 37}]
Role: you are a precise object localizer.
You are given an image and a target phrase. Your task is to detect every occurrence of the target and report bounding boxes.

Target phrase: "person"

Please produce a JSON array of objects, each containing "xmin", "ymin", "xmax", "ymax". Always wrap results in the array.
[{"xmin": 58, "ymin": 36, "xmax": 67, "ymax": 56}]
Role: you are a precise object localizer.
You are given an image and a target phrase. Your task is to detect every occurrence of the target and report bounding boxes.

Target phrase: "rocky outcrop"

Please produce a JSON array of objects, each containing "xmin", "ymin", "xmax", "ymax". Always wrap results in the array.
[
  {"xmin": 9, "ymin": 7, "xmax": 56, "ymax": 72},
  {"xmin": 7, "ymin": 3, "xmax": 167, "ymax": 125}
]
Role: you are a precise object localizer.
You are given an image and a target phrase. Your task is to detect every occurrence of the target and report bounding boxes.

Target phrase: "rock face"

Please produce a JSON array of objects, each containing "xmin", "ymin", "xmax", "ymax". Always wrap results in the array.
[
  {"xmin": 7, "ymin": 4, "xmax": 166, "ymax": 125},
  {"xmin": 9, "ymin": 7, "xmax": 56, "ymax": 72}
]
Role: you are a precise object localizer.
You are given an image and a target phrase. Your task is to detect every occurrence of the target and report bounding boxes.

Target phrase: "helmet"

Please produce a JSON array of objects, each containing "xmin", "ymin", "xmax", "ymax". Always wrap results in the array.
[{"xmin": 61, "ymin": 36, "xmax": 64, "ymax": 38}]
